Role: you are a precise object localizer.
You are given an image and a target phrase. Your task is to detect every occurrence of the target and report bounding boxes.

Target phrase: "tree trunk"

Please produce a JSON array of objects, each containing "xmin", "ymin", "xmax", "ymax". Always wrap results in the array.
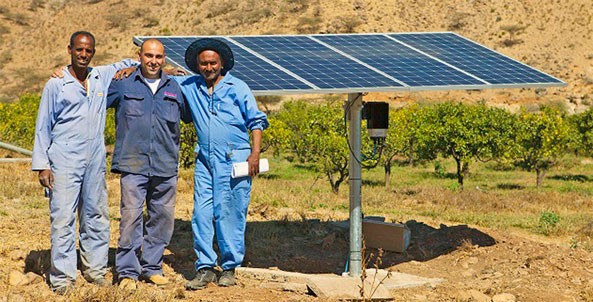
[
  {"xmin": 384, "ymin": 162, "xmax": 391, "ymax": 190},
  {"xmin": 462, "ymin": 161, "xmax": 470, "ymax": 180},
  {"xmin": 536, "ymin": 168, "xmax": 546, "ymax": 188},
  {"xmin": 455, "ymin": 157, "xmax": 464, "ymax": 189},
  {"xmin": 408, "ymin": 141, "xmax": 415, "ymax": 166}
]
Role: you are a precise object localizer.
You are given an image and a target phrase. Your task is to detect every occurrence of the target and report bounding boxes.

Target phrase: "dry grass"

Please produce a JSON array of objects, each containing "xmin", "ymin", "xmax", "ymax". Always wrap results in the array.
[{"xmin": 2, "ymin": 152, "xmax": 593, "ymax": 299}]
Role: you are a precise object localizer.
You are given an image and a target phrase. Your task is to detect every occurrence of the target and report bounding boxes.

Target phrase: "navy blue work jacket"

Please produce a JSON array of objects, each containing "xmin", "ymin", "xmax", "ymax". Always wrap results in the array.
[{"xmin": 107, "ymin": 68, "xmax": 191, "ymax": 177}]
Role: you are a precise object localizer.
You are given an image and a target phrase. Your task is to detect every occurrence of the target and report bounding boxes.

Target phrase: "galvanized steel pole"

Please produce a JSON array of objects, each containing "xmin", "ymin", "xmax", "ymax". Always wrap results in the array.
[
  {"xmin": 347, "ymin": 93, "xmax": 363, "ymax": 276},
  {"xmin": 0, "ymin": 141, "xmax": 33, "ymax": 156}
]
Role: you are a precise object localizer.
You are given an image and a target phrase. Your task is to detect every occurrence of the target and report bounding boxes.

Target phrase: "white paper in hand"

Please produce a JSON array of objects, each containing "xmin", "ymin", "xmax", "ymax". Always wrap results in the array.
[{"xmin": 231, "ymin": 158, "xmax": 269, "ymax": 178}]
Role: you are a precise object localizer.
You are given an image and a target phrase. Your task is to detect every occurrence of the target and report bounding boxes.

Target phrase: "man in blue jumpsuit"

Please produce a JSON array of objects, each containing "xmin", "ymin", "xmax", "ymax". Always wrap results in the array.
[
  {"xmin": 32, "ymin": 31, "xmax": 136, "ymax": 294},
  {"xmin": 106, "ymin": 38, "xmax": 191, "ymax": 291},
  {"xmin": 176, "ymin": 38, "xmax": 269, "ymax": 290}
]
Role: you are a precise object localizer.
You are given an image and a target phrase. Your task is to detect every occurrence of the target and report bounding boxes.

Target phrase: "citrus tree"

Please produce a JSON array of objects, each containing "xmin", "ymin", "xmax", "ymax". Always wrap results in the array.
[
  {"xmin": 267, "ymin": 100, "xmax": 375, "ymax": 193},
  {"xmin": 0, "ymin": 94, "xmax": 41, "ymax": 149},
  {"xmin": 381, "ymin": 105, "xmax": 422, "ymax": 189},
  {"xmin": 513, "ymin": 106, "xmax": 575, "ymax": 188},
  {"xmin": 413, "ymin": 102, "xmax": 516, "ymax": 189},
  {"xmin": 567, "ymin": 107, "xmax": 593, "ymax": 156}
]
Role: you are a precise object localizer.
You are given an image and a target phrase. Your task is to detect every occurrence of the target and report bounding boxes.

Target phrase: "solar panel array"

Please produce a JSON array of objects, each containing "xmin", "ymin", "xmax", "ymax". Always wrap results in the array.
[{"xmin": 134, "ymin": 32, "xmax": 565, "ymax": 95}]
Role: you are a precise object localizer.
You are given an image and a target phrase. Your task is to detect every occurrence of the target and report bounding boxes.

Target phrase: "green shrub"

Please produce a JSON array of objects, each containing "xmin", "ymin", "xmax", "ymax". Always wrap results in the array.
[
  {"xmin": 0, "ymin": 94, "xmax": 40, "ymax": 149},
  {"xmin": 538, "ymin": 210, "xmax": 560, "ymax": 235}
]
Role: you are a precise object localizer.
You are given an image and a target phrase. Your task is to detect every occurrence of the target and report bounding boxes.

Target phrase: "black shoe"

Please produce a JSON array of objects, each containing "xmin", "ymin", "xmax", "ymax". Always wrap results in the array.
[
  {"xmin": 218, "ymin": 269, "xmax": 236, "ymax": 287},
  {"xmin": 185, "ymin": 268, "xmax": 217, "ymax": 290}
]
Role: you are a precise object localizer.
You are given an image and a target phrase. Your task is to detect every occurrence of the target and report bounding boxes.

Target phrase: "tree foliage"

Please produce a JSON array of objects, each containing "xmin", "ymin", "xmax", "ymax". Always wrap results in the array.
[
  {"xmin": 267, "ymin": 100, "xmax": 356, "ymax": 193},
  {"xmin": 0, "ymin": 94, "xmax": 41, "ymax": 149},
  {"xmin": 381, "ymin": 105, "xmax": 421, "ymax": 189},
  {"xmin": 178, "ymin": 122, "xmax": 196, "ymax": 169},
  {"xmin": 513, "ymin": 106, "xmax": 575, "ymax": 188},
  {"xmin": 567, "ymin": 107, "xmax": 593, "ymax": 156}
]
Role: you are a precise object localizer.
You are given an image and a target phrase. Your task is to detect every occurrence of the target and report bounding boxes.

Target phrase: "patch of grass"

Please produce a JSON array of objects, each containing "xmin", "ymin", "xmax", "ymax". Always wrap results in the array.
[
  {"xmin": 537, "ymin": 210, "xmax": 560, "ymax": 235},
  {"xmin": 297, "ymin": 16, "xmax": 322, "ymax": 34},
  {"xmin": 105, "ymin": 13, "xmax": 129, "ymax": 30},
  {"xmin": 142, "ymin": 16, "xmax": 159, "ymax": 28},
  {"xmin": 4, "ymin": 10, "xmax": 30, "ymax": 26},
  {"xmin": 447, "ymin": 12, "xmax": 470, "ymax": 30}
]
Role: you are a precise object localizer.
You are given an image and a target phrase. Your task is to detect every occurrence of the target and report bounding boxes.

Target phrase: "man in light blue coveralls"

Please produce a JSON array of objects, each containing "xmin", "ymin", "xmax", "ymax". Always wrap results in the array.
[
  {"xmin": 106, "ymin": 38, "xmax": 191, "ymax": 291},
  {"xmin": 176, "ymin": 38, "xmax": 269, "ymax": 290},
  {"xmin": 32, "ymin": 31, "xmax": 136, "ymax": 294}
]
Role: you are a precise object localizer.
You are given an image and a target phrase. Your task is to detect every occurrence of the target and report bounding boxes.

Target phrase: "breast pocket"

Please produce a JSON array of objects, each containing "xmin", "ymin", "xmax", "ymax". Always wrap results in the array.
[
  {"xmin": 157, "ymin": 96, "xmax": 180, "ymax": 123},
  {"xmin": 122, "ymin": 93, "xmax": 144, "ymax": 116},
  {"xmin": 217, "ymin": 98, "xmax": 243, "ymax": 124}
]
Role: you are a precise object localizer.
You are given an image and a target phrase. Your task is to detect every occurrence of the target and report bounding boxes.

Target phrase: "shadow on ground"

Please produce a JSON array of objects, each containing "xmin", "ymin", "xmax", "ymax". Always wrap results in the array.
[
  {"xmin": 24, "ymin": 247, "xmax": 120, "ymax": 283},
  {"xmin": 24, "ymin": 218, "xmax": 496, "ymax": 280},
  {"xmin": 166, "ymin": 218, "xmax": 496, "ymax": 276}
]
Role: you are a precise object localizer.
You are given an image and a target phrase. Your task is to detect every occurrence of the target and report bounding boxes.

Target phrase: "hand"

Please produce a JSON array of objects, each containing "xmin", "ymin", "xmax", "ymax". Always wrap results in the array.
[
  {"xmin": 113, "ymin": 67, "xmax": 136, "ymax": 80},
  {"xmin": 246, "ymin": 151, "xmax": 260, "ymax": 177},
  {"xmin": 51, "ymin": 68, "xmax": 65, "ymax": 78},
  {"xmin": 38, "ymin": 169, "xmax": 54, "ymax": 190},
  {"xmin": 164, "ymin": 67, "xmax": 187, "ymax": 76}
]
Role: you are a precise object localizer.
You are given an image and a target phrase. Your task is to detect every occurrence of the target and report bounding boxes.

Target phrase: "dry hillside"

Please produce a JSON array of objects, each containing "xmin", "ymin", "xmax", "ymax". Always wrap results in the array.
[{"xmin": 0, "ymin": 0, "xmax": 592, "ymax": 111}]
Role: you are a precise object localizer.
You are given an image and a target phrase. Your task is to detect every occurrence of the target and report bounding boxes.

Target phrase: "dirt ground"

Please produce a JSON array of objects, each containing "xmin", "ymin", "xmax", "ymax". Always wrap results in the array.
[{"xmin": 1, "ymin": 160, "xmax": 592, "ymax": 302}]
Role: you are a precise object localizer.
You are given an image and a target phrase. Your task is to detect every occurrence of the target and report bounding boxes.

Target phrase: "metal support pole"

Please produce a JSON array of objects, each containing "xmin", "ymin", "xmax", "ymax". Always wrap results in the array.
[
  {"xmin": 0, "ymin": 141, "xmax": 33, "ymax": 156},
  {"xmin": 347, "ymin": 93, "xmax": 363, "ymax": 276}
]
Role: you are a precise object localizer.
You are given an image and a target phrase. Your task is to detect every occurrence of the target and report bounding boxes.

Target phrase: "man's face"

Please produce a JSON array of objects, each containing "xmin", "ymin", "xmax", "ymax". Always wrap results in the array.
[
  {"xmin": 68, "ymin": 34, "xmax": 95, "ymax": 69},
  {"xmin": 138, "ymin": 39, "xmax": 165, "ymax": 79},
  {"xmin": 197, "ymin": 50, "xmax": 223, "ymax": 83}
]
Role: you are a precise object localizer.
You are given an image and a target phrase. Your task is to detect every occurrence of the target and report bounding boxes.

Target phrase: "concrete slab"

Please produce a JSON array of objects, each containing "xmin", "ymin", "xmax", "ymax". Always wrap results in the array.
[
  {"xmin": 306, "ymin": 274, "xmax": 392, "ymax": 300},
  {"xmin": 363, "ymin": 268, "xmax": 445, "ymax": 290},
  {"xmin": 237, "ymin": 267, "xmax": 445, "ymax": 300}
]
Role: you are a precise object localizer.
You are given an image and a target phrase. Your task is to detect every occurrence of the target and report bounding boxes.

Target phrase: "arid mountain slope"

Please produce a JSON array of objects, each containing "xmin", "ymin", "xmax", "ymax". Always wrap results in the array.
[{"xmin": 0, "ymin": 0, "xmax": 591, "ymax": 111}]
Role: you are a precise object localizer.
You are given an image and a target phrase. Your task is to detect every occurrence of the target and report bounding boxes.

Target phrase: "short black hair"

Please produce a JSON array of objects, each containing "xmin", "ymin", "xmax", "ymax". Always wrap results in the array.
[{"xmin": 69, "ymin": 31, "xmax": 95, "ymax": 47}]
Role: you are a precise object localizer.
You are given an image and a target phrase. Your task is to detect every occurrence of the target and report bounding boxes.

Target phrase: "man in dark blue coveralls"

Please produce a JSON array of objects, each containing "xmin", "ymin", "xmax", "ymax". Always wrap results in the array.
[{"xmin": 106, "ymin": 38, "xmax": 191, "ymax": 291}]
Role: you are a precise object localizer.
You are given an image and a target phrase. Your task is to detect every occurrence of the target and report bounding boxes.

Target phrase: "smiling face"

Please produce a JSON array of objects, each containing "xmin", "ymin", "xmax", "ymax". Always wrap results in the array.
[
  {"xmin": 68, "ymin": 34, "xmax": 95, "ymax": 69},
  {"xmin": 138, "ymin": 39, "xmax": 165, "ymax": 79},
  {"xmin": 197, "ymin": 50, "xmax": 224, "ymax": 86}
]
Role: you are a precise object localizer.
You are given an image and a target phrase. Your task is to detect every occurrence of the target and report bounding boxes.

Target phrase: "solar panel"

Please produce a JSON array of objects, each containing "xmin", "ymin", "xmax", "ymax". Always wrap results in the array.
[
  {"xmin": 146, "ymin": 37, "xmax": 312, "ymax": 93},
  {"xmin": 134, "ymin": 33, "xmax": 565, "ymax": 95},
  {"xmin": 230, "ymin": 36, "xmax": 403, "ymax": 90},
  {"xmin": 313, "ymin": 34, "xmax": 486, "ymax": 89},
  {"xmin": 390, "ymin": 33, "xmax": 564, "ymax": 87}
]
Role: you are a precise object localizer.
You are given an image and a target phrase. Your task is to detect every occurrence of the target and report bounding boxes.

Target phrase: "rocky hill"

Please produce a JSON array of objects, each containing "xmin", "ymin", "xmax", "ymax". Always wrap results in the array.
[{"xmin": 0, "ymin": 0, "xmax": 591, "ymax": 112}]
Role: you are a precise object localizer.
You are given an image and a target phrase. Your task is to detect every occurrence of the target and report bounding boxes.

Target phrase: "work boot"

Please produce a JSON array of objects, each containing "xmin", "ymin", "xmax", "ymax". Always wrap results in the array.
[
  {"xmin": 83, "ymin": 272, "xmax": 109, "ymax": 287},
  {"xmin": 53, "ymin": 284, "xmax": 75, "ymax": 296},
  {"xmin": 119, "ymin": 278, "xmax": 137, "ymax": 291},
  {"xmin": 143, "ymin": 274, "xmax": 170, "ymax": 287},
  {"xmin": 185, "ymin": 268, "xmax": 217, "ymax": 290},
  {"xmin": 218, "ymin": 269, "xmax": 236, "ymax": 287},
  {"xmin": 92, "ymin": 277, "xmax": 109, "ymax": 287}
]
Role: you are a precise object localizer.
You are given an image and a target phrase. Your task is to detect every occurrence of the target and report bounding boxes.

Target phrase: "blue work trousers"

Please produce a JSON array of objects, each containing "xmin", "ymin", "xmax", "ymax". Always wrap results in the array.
[
  {"xmin": 116, "ymin": 173, "xmax": 177, "ymax": 280},
  {"xmin": 48, "ymin": 141, "xmax": 109, "ymax": 289},
  {"xmin": 192, "ymin": 145, "xmax": 252, "ymax": 271}
]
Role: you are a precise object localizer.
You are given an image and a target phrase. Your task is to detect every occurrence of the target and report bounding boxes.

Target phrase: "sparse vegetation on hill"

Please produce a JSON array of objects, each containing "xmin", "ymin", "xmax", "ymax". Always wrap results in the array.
[{"xmin": 0, "ymin": 0, "xmax": 591, "ymax": 109}]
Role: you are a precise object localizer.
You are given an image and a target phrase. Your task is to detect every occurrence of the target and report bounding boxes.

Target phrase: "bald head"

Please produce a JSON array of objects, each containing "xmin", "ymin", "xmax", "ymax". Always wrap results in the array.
[
  {"xmin": 138, "ymin": 38, "xmax": 165, "ymax": 79},
  {"xmin": 140, "ymin": 38, "xmax": 165, "ymax": 54}
]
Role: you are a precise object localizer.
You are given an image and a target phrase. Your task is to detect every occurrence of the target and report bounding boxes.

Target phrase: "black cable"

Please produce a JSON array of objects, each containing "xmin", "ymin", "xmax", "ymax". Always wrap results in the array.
[{"xmin": 343, "ymin": 93, "xmax": 384, "ymax": 168}]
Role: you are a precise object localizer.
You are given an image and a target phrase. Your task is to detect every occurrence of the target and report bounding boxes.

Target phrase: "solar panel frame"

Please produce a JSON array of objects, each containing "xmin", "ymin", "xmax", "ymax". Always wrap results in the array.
[
  {"xmin": 389, "ymin": 32, "xmax": 565, "ymax": 89},
  {"xmin": 134, "ymin": 32, "xmax": 566, "ymax": 96},
  {"xmin": 230, "ymin": 35, "xmax": 406, "ymax": 91},
  {"xmin": 311, "ymin": 34, "xmax": 491, "ymax": 91},
  {"xmin": 133, "ymin": 36, "xmax": 318, "ymax": 95}
]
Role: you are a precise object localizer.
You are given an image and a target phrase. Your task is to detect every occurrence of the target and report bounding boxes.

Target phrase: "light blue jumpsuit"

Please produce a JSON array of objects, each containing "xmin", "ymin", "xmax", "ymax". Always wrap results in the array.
[
  {"xmin": 175, "ymin": 73, "xmax": 268, "ymax": 271},
  {"xmin": 32, "ymin": 60, "xmax": 135, "ymax": 289}
]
